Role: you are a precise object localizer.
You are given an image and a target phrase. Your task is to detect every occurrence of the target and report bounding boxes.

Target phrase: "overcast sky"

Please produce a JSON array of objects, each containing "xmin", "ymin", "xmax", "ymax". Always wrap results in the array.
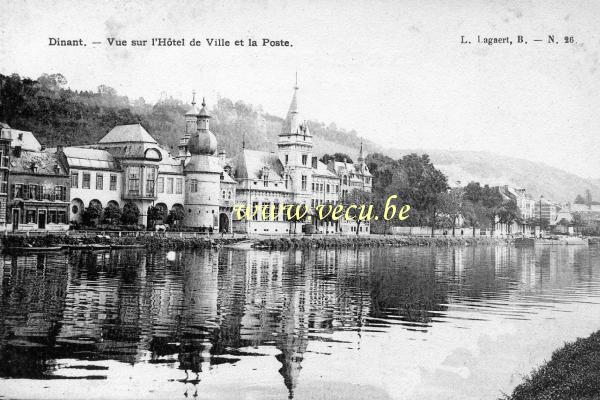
[{"xmin": 1, "ymin": 0, "xmax": 599, "ymax": 178}]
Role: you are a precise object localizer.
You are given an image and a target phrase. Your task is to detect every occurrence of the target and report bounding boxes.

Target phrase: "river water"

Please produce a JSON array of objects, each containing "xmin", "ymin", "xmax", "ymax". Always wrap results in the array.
[{"xmin": 1, "ymin": 245, "xmax": 599, "ymax": 399}]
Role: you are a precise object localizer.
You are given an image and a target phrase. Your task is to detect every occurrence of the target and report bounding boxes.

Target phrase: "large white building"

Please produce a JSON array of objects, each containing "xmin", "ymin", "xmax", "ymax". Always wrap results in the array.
[{"xmin": 231, "ymin": 82, "xmax": 372, "ymax": 235}]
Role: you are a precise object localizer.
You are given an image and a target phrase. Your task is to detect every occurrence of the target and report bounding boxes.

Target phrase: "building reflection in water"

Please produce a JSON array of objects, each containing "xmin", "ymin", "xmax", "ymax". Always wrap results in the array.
[{"xmin": 0, "ymin": 244, "xmax": 598, "ymax": 398}]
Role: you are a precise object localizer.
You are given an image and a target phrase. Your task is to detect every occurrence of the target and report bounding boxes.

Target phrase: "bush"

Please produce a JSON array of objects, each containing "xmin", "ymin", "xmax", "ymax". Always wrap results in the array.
[{"xmin": 121, "ymin": 201, "xmax": 140, "ymax": 225}]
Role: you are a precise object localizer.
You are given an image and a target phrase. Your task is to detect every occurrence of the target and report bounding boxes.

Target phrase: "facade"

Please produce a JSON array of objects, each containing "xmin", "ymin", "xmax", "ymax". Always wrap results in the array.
[
  {"xmin": 534, "ymin": 197, "xmax": 560, "ymax": 225},
  {"xmin": 89, "ymin": 124, "xmax": 186, "ymax": 226},
  {"xmin": 52, "ymin": 146, "xmax": 122, "ymax": 224},
  {"xmin": 496, "ymin": 185, "xmax": 536, "ymax": 235},
  {"xmin": 231, "ymin": 83, "xmax": 372, "ymax": 235},
  {"xmin": 7, "ymin": 149, "xmax": 70, "ymax": 231},
  {"xmin": 0, "ymin": 125, "xmax": 11, "ymax": 228},
  {"xmin": 1, "ymin": 82, "xmax": 374, "ymax": 234}
]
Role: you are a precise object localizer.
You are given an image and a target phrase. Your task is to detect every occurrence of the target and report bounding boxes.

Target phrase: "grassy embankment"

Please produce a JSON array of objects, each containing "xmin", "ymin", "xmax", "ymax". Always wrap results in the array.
[{"xmin": 505, "ymin": 330, "xmax": 600, "ymax": 400}]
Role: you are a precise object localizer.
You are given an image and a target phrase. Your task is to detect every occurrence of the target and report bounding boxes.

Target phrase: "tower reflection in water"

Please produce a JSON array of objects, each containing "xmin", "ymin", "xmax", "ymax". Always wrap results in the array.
[{"xmin": 0, "ymin": 245, "xmax": 596, "ymax": 398}]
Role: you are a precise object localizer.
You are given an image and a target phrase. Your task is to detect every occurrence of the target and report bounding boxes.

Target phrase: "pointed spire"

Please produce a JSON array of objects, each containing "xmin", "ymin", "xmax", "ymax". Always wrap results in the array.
[
  {"xmin": 198, "ymin": 96, "xmax": 211, "ymax": 119},
  {"xmin": 358, "ymin": 140, "xmax": 364, "ymax": 162},
  {"xmin": 280, "ymin": 76, "xmax": 301, "ymax": 136},
  {"xmin": 185, "ymin": 90, "xmax": 200, "ymax": 116}
]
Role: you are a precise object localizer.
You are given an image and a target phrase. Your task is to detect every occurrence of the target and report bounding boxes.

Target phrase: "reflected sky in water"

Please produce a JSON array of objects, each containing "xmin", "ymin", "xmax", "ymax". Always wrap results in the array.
[{"xmin": 1, "ymin": 245, "xmax": 600, "ymax": 399}]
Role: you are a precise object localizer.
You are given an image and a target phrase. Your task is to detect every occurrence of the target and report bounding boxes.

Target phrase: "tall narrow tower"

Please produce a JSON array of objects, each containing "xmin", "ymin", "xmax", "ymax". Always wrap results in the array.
[
  {"xmin": 277, "ymin": 78, "xmax": 313, "ymax": 207},
  {"xmin": 183, "ymin": 98, "xmax": 222, "ymax": 231},
  {"xmin": 178, "ymin": 91, "xmax": 200, "ymax": 160}
]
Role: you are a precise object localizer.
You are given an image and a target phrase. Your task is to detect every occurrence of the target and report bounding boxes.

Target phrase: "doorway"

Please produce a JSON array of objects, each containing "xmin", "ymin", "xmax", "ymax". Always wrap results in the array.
[
  {"xmin": 11, "ymin": 209, "xmax": 19, "ymax": 231},
  {"xmin": 38, "ymin": 210, "xmax": 46, "ymax": 229}
]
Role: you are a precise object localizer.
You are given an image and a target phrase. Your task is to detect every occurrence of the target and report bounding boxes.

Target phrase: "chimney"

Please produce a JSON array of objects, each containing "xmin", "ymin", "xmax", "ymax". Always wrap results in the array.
[{"xmin": 219, "ymin": 149, "xmax": 226, "ymax": 161}]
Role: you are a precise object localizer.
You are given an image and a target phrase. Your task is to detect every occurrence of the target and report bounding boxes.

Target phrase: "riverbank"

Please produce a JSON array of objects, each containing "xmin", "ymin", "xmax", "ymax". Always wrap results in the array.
[
  {"xmin": 1, "ymin": 234, "xmax": 244, "ymax": 251},
  {"xmin": 505, "ymin": 330, "xmax": 600, "ymax": 399},
  {"xmin": 1, "ymin": 234, "xmax": 509, "ymax": 252},
  {"xmin": 252, "ymin": 235, "xmax": 507, "ymax": 250}
]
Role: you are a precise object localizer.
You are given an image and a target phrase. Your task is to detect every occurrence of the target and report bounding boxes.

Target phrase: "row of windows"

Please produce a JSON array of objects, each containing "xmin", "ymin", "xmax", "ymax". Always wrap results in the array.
[
  {"xmin": 312, "ymin": 182, "xmax": 339, "ymax": 193},
  {"xmin": 11, "ymin": 184, "xmax": 68, "ymax": 202},
  {"xmin": 157, "ymin": 177, "xmax": 183, "ymax": 194},
  {"xmin": 22, "ymin": 209, "xmax": 68, "ymax": 224},
  {"xmin": 283, "ymin": 154, "xmax": 310, "ymax": 166},
  {"xmin": 72, "ymin": 171, "xmax": 117, "ymax": 191}
]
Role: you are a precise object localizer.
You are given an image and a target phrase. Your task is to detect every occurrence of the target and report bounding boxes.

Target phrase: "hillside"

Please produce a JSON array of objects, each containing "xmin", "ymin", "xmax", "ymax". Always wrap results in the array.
[{"xmin": 1, "ymin": 72, "xmax": 597, "ymax": 204}]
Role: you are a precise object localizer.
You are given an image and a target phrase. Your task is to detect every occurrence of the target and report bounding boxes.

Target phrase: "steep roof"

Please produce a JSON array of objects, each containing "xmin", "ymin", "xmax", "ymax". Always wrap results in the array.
[
  {"xmin": 280, "ymin": 86, "xmax": 310, "ymax": 137},
  {"xmin": 312, "ymin": 160, "xmax": 338, "ymax": 178},
  {"xmin": 11, "ymin": 150, "xmax": 67, "ymax": 175},
  {"xmin": 99, "ymin": 124, "xmax": 158, "ymax": 144},
  {"xmin": 1, "ymin": 127, "xmax": 42, "ymax": 151},
  {"xmin": 233, "ymin": 149, "xmax": 285, "ymax": 180}
]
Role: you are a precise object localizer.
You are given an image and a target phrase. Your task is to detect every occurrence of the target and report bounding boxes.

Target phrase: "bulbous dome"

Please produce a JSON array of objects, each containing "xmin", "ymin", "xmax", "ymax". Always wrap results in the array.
[{"xmin": 188, "ymin": 129, "xmax": 217, "ymax": 155}]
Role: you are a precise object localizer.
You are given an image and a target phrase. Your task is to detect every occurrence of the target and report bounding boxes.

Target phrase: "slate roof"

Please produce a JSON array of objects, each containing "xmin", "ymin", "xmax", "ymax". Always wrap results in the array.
[
  {"xmin": 332, "ymin": 160, "xmax": 372, "ymax": 178},
  {"xmin": 99, "ymin": 124, "xmax": 158, "ymax": 144},
  {"xmin": 312, "ymin": 160, "xmax": 338, "ymax": 178},
  {"xmin": 0, "ymin": 127, "xmax": 42, "ymax": 151},
  {"xmin": 11, "ymin": 150, "xmax": 68, "ymax": 175},
  {"xmin": 233, "ymin": 149, "xmax": 285, "ymax": 180},
  {"xmin": 47, "ymin": 147, "xmax": 119, "ymax": 170},
  {"xmin": 159, "ymin": 151, "xmax": 184, "ymax": 174},
  {"xmin": 280, "ymin": 87, "xmax": 311, "ymax": 137}
]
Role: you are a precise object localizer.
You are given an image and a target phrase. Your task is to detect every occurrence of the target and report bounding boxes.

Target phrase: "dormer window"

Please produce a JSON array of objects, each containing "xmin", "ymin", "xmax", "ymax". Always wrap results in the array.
[{"xmin": 30, "ymin": 162, "xmax": 38, "ymax": 173}]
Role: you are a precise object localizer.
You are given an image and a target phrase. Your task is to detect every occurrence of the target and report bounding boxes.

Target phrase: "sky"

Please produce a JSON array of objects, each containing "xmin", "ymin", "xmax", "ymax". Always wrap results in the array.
[{"xmin": 1, "ymin": 0, "xmax": 599, "ymax": 178}]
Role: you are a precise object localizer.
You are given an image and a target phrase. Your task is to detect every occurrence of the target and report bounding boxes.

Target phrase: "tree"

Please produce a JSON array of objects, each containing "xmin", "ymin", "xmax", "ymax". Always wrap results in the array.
[
  {"xmin": 102, "ymin": 203, "xmax": 122, "ymax": 225},
  {"xmin": 147, "ymin": 205, "xmax": 167, "ymax": 227},
  {"xmin": 438, "ymin": 188, "xmax": 463, "ymax": 236},
  {"xmin": 121, "ymin": 201, "xmax": 140, "ymax": 225},
  {"xmin": 497, "ymin": 199, "xmax": 521, "ymax": 234},
  {"xmin": 395, "ymin": 153, "xmax": 448, "ymax": 236},
  {"xmin": 480, "ymin": 185, "xmax": 503, "ymax": 235},
  {"xmin": 574, "ymin": 194, "xmax": 586, "ymax": 204},
  {"xmin": 461, "ymin": 200, "xmax": 487, "ymax": 236},
  {"xmin": 319, "ymin": 153, "xmax": 354, "ymax": 165},
  {"xmin": 342, "ymin": 188, "xmax": 372, "ymax": 235},
  {"xmin": 571, "ymin": 212, "xmax": 585, "ymax": 234},
  {"xmin": 82, "ymin": 202, "xmax": 103, "ymax": 226},
  {"xmin": 167, "ymin": 207, "xmax": 185, "ymax": 226}
]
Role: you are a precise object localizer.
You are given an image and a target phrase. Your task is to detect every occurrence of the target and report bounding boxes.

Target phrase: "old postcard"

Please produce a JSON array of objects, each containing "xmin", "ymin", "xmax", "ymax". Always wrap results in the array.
[{"xmin": 1, "ymin": 0, "xmax": 599, "ymax": 399}]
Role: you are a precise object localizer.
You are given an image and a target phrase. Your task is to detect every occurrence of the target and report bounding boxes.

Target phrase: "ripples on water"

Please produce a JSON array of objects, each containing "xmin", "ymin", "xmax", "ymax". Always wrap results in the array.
[{"xmin": 1, "ymin": 245, "xmax": 600, "ymax": 399}]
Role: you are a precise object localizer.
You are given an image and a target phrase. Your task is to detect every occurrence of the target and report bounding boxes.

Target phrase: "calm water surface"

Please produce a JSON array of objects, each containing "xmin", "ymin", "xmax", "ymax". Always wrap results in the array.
[{"xmin": 1, "ymin": 245, "xmax": 600, "ymax": 399}]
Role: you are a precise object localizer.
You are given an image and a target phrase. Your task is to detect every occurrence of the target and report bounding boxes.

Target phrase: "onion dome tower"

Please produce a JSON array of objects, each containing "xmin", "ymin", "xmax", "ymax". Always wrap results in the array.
[{"xmin": 183, "ymin": 97, "xmax": 221, "ymax": 231}]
